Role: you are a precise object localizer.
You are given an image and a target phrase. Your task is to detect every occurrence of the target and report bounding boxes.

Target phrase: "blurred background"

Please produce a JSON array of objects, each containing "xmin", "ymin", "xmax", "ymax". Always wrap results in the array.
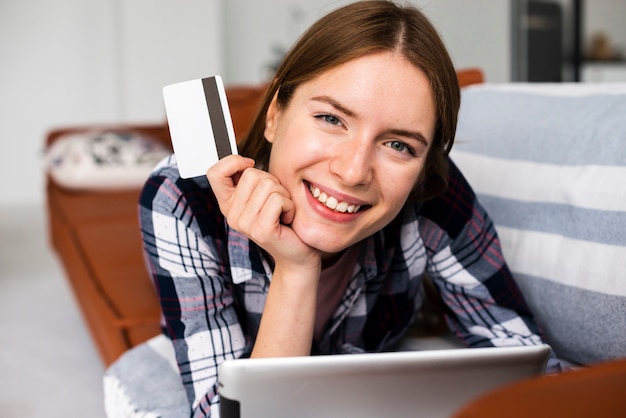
[{"xmin": 1, "ymin": 0, "xmax": 625, "ymax": 208}]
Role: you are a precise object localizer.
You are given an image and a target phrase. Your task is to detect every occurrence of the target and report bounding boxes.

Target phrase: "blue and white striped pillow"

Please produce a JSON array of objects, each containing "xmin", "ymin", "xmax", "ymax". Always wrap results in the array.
[{"xmin": 451, "ymin": 83, "xmax": 626, "ymax": 365}]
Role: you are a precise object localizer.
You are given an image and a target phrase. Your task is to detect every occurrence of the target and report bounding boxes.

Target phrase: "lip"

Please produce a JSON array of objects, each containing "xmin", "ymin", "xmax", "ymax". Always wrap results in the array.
[
  {"xmin": 307, "ymin": 181, "xmax": 369, "ymax": 206},
  {"xmin": 304, "ymin": 181, "xmax": 369, "ymax": 222}
]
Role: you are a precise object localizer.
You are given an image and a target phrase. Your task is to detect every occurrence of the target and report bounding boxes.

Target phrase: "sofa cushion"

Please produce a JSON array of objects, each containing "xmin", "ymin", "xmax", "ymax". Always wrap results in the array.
[
  {"xmin": 450, "ymin": 83, "xmax": 626, "ymax": 365},
  {"xmin": 45, "ymin": 130, "xmax": 170, "ymax": 190}
]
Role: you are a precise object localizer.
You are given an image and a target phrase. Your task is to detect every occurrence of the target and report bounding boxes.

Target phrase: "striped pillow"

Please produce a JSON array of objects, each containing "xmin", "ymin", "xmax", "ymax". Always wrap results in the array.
[{"xmin": 450, "ymin": 83, "xmax": 626, "ymax": 365}]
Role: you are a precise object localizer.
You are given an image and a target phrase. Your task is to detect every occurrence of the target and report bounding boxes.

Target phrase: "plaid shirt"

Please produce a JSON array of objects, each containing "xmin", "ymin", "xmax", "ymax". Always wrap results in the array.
[{"xmin": 139, "ymin": 155, "xmax": 561, "ymax": 417}]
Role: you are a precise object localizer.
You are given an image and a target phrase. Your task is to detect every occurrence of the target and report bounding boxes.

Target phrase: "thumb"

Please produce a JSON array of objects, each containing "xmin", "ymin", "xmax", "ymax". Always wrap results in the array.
[{"xmin": 279, "ymin": 197, "xmax": 296, "ymax": 225}]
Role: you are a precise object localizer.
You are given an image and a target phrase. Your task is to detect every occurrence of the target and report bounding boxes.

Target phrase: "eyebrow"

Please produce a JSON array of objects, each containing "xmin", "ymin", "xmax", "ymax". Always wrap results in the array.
[
  {"xmin": 311, "ymin": 95, "xmax": 356, "ymax": 118},
  {"xmin": 388, "ymin": 129, "xmax": 429, "ymax": 147},
  {"xmin": 311, "ymin": 95, "xmax": 429, "ymax": 147}
]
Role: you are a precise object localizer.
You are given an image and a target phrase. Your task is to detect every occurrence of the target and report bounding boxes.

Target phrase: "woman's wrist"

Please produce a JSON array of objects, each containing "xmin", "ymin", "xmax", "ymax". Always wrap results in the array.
[
  {"xmin": 272, "ymin": 255, "xmax": 321, "ymax": 284},
  {"xmin": 250, "ymin": 262, "xmax": 320, "ymax": 358}
]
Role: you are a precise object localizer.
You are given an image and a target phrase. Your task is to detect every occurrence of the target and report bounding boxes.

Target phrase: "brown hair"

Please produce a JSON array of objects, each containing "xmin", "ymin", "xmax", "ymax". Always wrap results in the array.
[{"xmin": 239, "ymin": 0, "xmax": 460, "ymax": 201}]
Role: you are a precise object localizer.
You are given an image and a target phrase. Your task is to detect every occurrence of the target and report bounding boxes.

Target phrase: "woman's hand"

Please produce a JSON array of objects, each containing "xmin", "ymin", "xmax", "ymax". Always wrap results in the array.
[
  {"xmin": 207, "ymin": 155, "xmax": 322, "ymax": 358},
  {"xmin": 206, "ymin": 154, "xmax": 321, "ymax": 275}
]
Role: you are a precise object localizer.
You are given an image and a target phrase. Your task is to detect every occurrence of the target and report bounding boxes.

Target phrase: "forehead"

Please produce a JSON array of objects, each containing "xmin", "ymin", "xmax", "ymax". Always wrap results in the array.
[{"xmin": 296, "ymin": 52, "xmax": 436, "ymax": 138}]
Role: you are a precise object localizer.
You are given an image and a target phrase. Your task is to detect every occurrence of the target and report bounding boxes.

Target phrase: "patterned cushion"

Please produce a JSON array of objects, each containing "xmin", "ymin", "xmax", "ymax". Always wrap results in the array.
[
  {"xmin": 45, "ymin": 130, "xmax": 170, "ymax": 190},
  {"xmin": 450, "ymin": 83, "xmax": 626, "ymax": 365}
]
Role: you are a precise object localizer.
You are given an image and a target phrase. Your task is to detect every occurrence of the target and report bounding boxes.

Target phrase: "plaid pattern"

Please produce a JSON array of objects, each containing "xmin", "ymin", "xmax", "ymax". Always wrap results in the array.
[{"xmin": 139, "ymin": 155, "xmax": 560, "ymax": 417}]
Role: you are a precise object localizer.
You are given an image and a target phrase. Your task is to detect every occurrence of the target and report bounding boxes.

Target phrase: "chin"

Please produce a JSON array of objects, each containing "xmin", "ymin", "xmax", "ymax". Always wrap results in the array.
[
  {"xmin": 304, "ymin": 234, "xmax": 350, "ymax": 255},
  {"xmin": 292, "ymin": 221, "xmax": 353, "ymax": 255}
]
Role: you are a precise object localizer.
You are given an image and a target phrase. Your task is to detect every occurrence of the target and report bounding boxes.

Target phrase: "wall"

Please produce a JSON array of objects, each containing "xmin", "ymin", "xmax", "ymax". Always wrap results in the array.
[
  {"xmin": 116, "ymin": 0, "xmax": 224, "ymax": 122},
  {"xmin": 0, "ymin": 0, "xmax": 118, "ymax": 206},
  {"xmin": 584, "ymin": 0, "xmax": 626, "ymax": 56},
  {"xmin": 222, "ymin": 0, "xmax": 510, "ymax": 85},
  {"xmin": 0, "ymin": 0, "xmax": 222, "ymax": 207},
  {"xmin": 0, "ymin": 0, "xmax": 508, "ymax": 208},
  {"xmin": 221, "ymin": 0, "xmax": 626, "ymax": 86},
  {"xmin": 222, "ymin": 0, "xmax": 353, "ymax": 85},
  {"xmin": 4, "ymin": 0, "xmax": 623, "ymax": 207},
  {"xmin": 419, "ymin": 0, "xmax": 511, "ymax": 83},
  {"xmin": 581, "ymin": 0, "xmax": 626, "ymax": 82}
]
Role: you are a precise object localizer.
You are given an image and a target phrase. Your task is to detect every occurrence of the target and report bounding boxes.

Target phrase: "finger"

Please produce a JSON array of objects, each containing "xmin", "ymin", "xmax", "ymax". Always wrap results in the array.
[
  {"xmin": 230, "ymin": 173, "xmax": 291, "ymax": 230},
  {"xmin": 225, "ymin": 169, "xmax": 262, "ymax": 226},
  {"xmin": 248, "ymin": 191, "xmax": 296, "ymax": 243},
  {"xmin": 279, "ymin": 196, "xmax": 296, "ymax": 225},
  {"xmin": 206, "ymin": 154, "xmax": 255, "ymax": 191},
  {"xmin": 206, "ymin": 155, "xmax": 255, "ymax": 212}
]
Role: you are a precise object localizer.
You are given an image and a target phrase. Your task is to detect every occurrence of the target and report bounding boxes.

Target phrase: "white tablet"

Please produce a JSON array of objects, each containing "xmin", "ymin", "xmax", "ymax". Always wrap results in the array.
[{"xmin": 218, "ymin": 345, "xmax": 551, "ymax": 418}]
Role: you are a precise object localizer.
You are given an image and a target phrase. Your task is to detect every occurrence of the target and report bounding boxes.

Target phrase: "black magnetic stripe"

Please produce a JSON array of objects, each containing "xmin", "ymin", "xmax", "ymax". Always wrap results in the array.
[{"xmin": 202, "ymin": 77, "xmax": 232, "ymax": 159}]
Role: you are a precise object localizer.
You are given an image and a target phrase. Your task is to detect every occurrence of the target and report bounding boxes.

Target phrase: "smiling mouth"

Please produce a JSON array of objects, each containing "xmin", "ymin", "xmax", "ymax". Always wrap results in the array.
[{"xmin": 308, "ymin": 184, "xmax": 363, "ymax": 214}]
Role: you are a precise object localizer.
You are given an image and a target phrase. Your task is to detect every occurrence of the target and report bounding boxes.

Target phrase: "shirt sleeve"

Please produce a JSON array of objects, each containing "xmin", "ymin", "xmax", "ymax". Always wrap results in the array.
[
  {"xmin": 419, "ymin": 159, "xmax": 564, "ymax": 372},
  {"xmin": 138, "ymin": 157, "xmax": 247, "ymax": 417}
]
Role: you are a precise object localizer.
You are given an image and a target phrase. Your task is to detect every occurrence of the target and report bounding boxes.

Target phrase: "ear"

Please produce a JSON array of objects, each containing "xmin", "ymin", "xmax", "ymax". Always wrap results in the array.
[{"xmin": 264, "ymin": 91, "xmax": 281, "ymax": 144}]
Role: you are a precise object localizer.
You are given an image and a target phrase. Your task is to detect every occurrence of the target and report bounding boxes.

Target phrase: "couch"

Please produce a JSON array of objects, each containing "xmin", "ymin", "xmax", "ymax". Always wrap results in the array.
[
  {"xmin": 450, "ymin": 82, "xmax": 626, "ymax": 366},
  {"xmin": 448, "ymin": 82, "xmax": 626, "ymax": 417},
  {"xmin": 45, "ymin": 85, "xmax": 268, "ymax": 366}
]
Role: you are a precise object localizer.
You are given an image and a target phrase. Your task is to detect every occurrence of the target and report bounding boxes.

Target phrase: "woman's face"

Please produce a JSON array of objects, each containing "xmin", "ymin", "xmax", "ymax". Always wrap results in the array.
[{"xmin": 264, "ymin": 51, "xmax": 436, "ymax": 257}]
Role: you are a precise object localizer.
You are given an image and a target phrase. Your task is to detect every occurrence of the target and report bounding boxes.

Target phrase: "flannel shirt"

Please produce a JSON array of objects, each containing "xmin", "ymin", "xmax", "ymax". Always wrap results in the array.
[{"xmin": 139, "ymin": 155, "xmax": 561, "ymax": 417}]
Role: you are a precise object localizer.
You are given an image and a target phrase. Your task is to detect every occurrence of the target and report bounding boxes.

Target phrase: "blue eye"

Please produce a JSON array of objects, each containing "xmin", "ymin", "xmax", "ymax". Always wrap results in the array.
[
  {"xmin": 316, "ymin": 114, "xmax": 342, "ymax": 126},
  {"xmin": 386, "ymin": 140, "xmax": 416, "ymax": 156}
]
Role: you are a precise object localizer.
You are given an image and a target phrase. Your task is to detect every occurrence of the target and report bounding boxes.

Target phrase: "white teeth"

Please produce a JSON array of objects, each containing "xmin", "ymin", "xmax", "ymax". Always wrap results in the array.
[
  {"xmin": 309, "ymin": 185, "xmax": 361, "ymax": 214},
  {"xmin": 336, "ymin": 202, "xmax": 349, "ymax": 212}
]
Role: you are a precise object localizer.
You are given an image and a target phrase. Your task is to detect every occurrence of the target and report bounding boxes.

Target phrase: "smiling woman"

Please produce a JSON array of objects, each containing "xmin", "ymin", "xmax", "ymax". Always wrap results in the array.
[
  {"xmin": 259, "ymin": 51, "xmax": 434, "ymax": 256},
  {"xmin": 137, "ymin": 1, "xmax": 566, "ymax": 417}
]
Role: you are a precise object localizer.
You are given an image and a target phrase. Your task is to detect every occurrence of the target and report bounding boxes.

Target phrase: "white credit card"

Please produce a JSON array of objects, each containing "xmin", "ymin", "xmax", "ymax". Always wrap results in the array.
[{"xmin": 163, "ymin": 75, "xmax": 238, "ymax": 178}]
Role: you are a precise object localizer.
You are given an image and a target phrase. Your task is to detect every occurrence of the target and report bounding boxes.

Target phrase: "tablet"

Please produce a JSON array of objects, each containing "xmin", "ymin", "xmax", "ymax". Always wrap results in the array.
[{"xmin": 218, "ymin": 344, "xmax": 551, "ymax": 418}]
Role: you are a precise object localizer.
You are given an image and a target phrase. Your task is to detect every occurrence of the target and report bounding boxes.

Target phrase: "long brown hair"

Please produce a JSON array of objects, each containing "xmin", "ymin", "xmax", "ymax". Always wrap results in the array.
[{"xmin": 239, "ymin": 0, "xmax": 460, "ymax": 201}]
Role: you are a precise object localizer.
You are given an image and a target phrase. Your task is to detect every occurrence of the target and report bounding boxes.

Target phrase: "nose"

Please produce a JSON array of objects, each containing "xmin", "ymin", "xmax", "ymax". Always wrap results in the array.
[{"xmin": 329, "ymin": 137, "xmax": 374, "ymax": 187}]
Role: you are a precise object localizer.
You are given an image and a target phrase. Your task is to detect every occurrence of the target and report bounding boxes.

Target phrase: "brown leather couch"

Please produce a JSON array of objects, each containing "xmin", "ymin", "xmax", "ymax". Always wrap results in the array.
[
  {"xmin": 453, "ymin": 357, "xmax": 626, "ymax": 418},
  {"xmin": 46, "ymin": 70, "xmax": 484, "ymax": 367},
  {"xmin": 46, "ymin": 85, "xmax": 267, "ymax": 366}
]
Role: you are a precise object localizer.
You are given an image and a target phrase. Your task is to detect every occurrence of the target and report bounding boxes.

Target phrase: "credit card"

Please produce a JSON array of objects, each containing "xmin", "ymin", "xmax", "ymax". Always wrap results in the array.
[{"xmin": 163, "ymin": 75, "xmax": 238, "ymax": 178}]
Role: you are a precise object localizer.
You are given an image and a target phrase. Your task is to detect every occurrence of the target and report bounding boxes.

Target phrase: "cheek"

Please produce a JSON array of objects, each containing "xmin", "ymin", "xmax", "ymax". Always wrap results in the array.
[
  {"xmin": 383, "ymin": 168, "xmax": 423, "ymax": 205},
  {"xmin": 267, "ymin": 131, "xmax": 308, "ymax": 178},
  {"xmin": 385, "ymin": 185, "xmax": 413, "ymax": 211},
  {"xmin": 269, "ymin": 126, "xmax": 327, "ymax": 170}
]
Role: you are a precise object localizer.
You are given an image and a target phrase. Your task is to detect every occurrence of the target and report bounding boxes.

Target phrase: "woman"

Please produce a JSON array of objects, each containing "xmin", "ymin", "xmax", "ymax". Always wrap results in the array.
[{"xmin": 140, "ymin": 1, "xmax": 563, "ymax": 416}]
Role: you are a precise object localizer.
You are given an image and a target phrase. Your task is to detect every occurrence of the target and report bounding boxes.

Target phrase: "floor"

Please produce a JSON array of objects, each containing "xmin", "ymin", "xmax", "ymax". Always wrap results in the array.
[{"xmin": 0, "ymin": 203, "xmax": 107, "ymax": 418}]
